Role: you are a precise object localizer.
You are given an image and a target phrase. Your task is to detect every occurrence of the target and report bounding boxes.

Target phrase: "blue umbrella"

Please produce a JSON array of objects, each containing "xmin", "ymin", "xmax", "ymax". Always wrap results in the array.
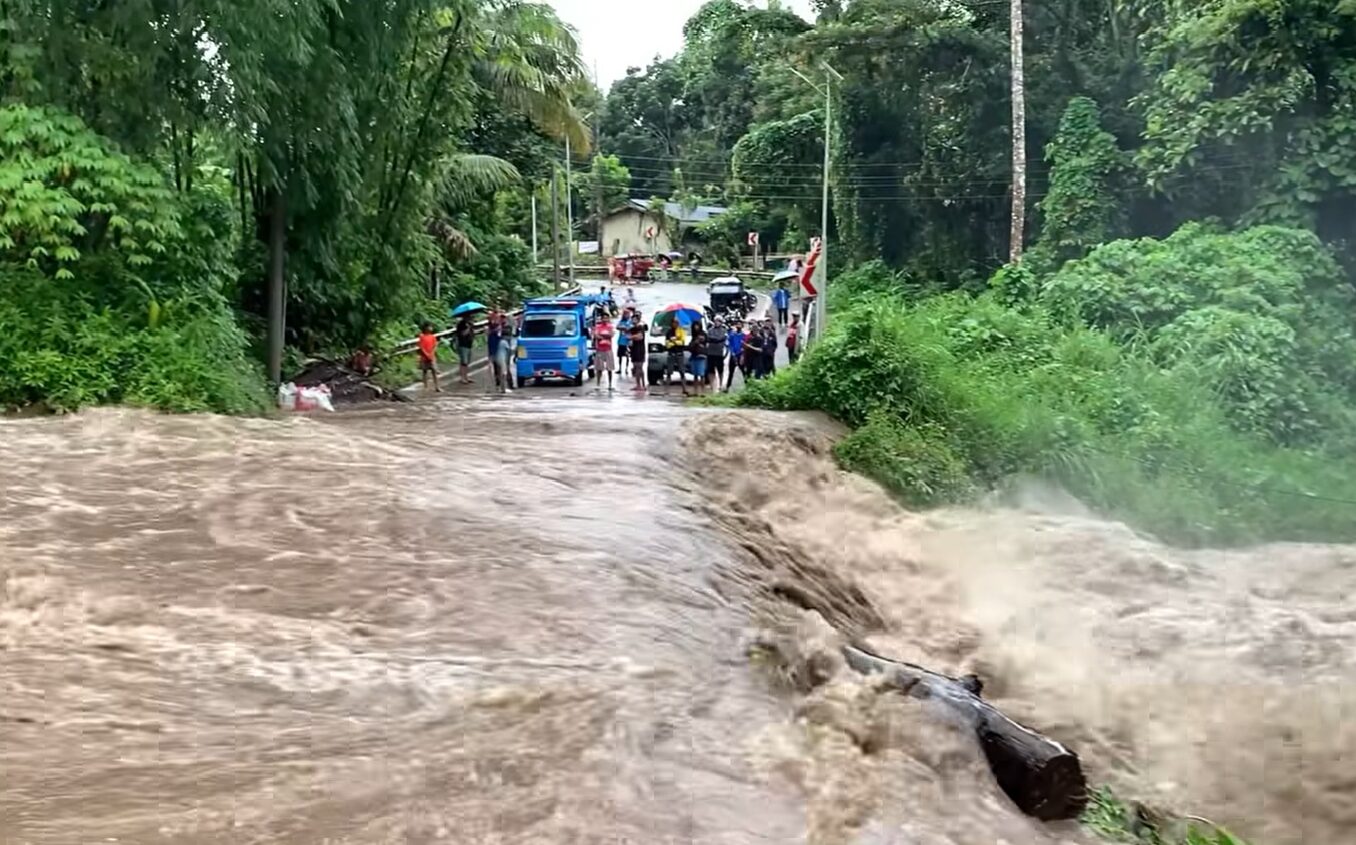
[{"xmin": 451, "ymin": 301, "xmax": 487, "ymax": 317}]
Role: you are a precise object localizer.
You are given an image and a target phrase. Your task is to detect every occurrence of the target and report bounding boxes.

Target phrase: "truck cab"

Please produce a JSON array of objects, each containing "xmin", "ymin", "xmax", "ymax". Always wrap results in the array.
[{"xmin": 515, "ymin": 296, "xmax": 601, "ymax": 385}]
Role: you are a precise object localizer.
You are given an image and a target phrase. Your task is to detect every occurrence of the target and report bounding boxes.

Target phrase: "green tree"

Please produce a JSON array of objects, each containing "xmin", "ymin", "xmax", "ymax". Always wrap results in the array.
[
  {"xmin": 575, "ymin": 154, "xmax": 632, "ymax": 237},
  {"xmin": 1136, "ymin": 0, "xmax": 1356, "ymax": 266},
  {"xmin": 1034, "ymin": 97, "xmax": 1127, "ymax": 267}
]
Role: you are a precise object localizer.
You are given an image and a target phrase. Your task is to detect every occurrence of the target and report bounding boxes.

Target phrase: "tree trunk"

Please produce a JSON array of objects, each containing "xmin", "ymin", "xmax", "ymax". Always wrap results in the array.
[
  {"xmin": 1009, "ymin": 0, "xmax": 1027, "ymax": 263},
  {"xmin": 842, "ymin": 645, "xmax": 1087, "ymax": 821},
  {"xmin": 266, "ymin": 187, "xmax": 288, "ymax": 386}
]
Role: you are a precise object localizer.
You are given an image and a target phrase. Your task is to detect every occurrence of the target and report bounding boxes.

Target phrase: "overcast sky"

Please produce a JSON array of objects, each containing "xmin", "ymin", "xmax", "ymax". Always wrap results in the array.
[{"xmin": 548, "ymin": 0, "xmax": 816, "ymax": 90}]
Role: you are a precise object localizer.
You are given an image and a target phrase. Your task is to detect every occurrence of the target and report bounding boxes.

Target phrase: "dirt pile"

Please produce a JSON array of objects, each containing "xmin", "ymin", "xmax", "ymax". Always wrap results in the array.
[{"xmin": 684, "ymin": 410, "xmax": 1356, "ymax": 845}]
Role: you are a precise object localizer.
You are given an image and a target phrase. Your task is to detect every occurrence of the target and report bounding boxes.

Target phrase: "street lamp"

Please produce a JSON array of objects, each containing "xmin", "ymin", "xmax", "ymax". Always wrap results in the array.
[
  {"xmin": 790, "ymin": 61, "xmax": 842, "ymax": 343},
  {"xmin": 565, "ymin": 111, "xmax": 594, "ymax": 288}
]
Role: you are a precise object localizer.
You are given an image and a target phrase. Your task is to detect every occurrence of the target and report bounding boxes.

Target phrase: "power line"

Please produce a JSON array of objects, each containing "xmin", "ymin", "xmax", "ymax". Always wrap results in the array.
[{"xmin": 618, "ymin": 187, "xmax": 1041, "ymax": 202}]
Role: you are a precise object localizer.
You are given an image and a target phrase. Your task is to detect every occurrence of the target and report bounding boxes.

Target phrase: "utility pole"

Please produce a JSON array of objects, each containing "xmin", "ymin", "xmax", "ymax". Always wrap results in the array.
[
  {"xmin": 819, "ymin": 62, "xmax": 841, "ymax": 342},
  {"xmin": 531, "ymin": 192, "xmax": 538, "ymax": 262},
  {"xmin": 565, "ymin": 135, "xmax": 575, "ymax": 287},
  {"xmin": 792, "ymin": 62, "xmax": 842, "ymax": 343},
  {"xmin": 1009, "ymin": 0, "xmax": 1027, "ymax": 263},
  {"xmin": 550, "ymin": 169, "xmax": 561, "ymax": 289}
]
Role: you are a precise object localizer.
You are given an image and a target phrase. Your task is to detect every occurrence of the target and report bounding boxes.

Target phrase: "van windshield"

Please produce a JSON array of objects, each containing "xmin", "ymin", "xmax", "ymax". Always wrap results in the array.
[{"xmin": 522, "ymin": 314, "xmax": 578, "ymax": 338}]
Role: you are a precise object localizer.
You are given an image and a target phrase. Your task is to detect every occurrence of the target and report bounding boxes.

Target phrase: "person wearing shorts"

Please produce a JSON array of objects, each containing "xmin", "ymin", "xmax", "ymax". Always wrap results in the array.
[
  {"xmin": 688, "ymin": 327, "xmax": 708, "ymax": 396},
  {"xmin": 417, "ymin": 323, "xmax": 441, "ymax": 393},
  {"xmin": 663, "ymin": 321, "xmax": 687, "ymax": 395},
  {"xmin": 616, "ymin": 311, "xmax": 633, "ymax": 377},
  {"xmin": 629, "ymin": 315, "xmax": 648, "ymax": 392},
  {"xmin": 454, "ymin": 315, "xmax": 476, "ymax": 384},
  {"xmin": 705, "ymin": 316, "xmax": 728, "ymax": 389},
  {"xmin": 594, "ymin": 314, "xmax": 617, "ymax": 391}
]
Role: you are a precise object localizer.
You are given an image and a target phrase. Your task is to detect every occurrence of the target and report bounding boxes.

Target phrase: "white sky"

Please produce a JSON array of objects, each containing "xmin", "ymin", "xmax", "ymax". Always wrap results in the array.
[{"xmin": 548, "ymin": 0, "xmax": 817, "ymax": 90}]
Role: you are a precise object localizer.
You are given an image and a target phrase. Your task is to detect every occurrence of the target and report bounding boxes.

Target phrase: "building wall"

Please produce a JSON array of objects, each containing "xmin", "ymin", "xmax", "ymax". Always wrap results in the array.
[{"xmin": 599, "ymin": 209, "xmax": 675, "ymax": 256}]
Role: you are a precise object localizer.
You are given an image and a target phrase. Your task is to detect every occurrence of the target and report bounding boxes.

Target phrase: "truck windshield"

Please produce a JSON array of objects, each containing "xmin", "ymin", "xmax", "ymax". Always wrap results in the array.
[{"xmin": 522, "ymin": 314, "xmax": 578, "ymax": 338}]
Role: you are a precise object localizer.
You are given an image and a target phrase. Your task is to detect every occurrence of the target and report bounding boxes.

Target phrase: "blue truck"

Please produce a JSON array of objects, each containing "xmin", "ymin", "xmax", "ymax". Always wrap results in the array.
[{"xmin": 514, "ymin": 294, "xmax": 608, "ymax": 386}]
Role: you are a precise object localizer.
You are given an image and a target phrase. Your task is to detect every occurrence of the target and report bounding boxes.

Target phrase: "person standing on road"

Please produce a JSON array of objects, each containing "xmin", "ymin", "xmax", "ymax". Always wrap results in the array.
[
  {"xmin": 786, "ymin": 314, "xmax": 801, "ymax": 365},
  {"xmin": 629, "ymin": 312, "xmax": 648, "ymax": 393},
  {"xmin": 725, "ymin": 321, "xmax": 746, "ymax": 391},
  {"xmin": 616, "ymin": 310, "xmax": 634, "ymax": 377},
  {"xmin": 744, "ymin": 324, "xmax": 765, "ymax": 379},
  {"xmin": 487, "ymin": 311, "xmax": 507, "ymax": 393},
  {"xmin": 417, "ymin": 323, "xmax": 442, "ymax": 393},
  {"xmin": 772, "ymin": 284, "xmax": 791, "ymax": 327},
  {"xmin": 761, "ymin": 321, "xmax": 779, "ymax": 377},
  {"xmin": 663, "ymin": 320, "xmax": 688, "ymax": 395},
  {"xmin": 454, "ymin": 313, "xmax": 476, "ymax": 384},
  {"xmin": 705, "ymin": 316, "xmax": 728, "ymax": 390},
  {"xmin": 688, "ymin": 326, "xmax": 708, "ymax": 397},
  {"xmin": 501, "ymin": 307, "xmax": 518, "ymax": 390},
  {"xmin": 594, "ymin": 312, "xmax": 617, "ymax": 391}
]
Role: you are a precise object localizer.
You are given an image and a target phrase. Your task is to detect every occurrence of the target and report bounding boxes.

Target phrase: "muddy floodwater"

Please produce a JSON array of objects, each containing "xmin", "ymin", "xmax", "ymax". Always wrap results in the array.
[{"xmin": 2, "ymin": 399, "xmax": 1353, "ymax": 844}]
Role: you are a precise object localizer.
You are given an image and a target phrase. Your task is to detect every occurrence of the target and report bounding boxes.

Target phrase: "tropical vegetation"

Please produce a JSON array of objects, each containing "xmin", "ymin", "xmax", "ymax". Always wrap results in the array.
[{"xmin": 1, "ymin": 0, "xmax": 590, "ymax": 411}]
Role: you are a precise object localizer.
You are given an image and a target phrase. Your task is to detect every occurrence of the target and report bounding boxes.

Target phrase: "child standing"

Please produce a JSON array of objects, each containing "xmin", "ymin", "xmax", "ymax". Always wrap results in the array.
[{"xmin": 417, "ymin": 323, "xmax": 441, "ymax": 393}]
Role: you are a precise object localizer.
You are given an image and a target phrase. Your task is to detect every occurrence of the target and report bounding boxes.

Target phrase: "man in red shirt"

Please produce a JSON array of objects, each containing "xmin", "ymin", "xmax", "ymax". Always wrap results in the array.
[
  {"xmin": 594, "ymin": 313, "xmax": 617, "ymax": 392},
  {"xmin": 417, "ymin": 323, "xmax": 441, "ymax": 393}
]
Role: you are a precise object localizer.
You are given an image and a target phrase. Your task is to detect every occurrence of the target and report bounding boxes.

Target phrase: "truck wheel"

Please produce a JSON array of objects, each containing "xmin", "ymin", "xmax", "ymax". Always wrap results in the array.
[{"xmin": 573, "ymin": 372, "xmax": 585, "ymax": 387}]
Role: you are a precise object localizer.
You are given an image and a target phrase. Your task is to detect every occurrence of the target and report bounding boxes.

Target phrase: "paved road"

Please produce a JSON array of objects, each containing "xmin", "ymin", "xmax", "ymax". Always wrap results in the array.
[{"xmin": 417, "ymin": 281, "xmax": 792, "ymax": 399}]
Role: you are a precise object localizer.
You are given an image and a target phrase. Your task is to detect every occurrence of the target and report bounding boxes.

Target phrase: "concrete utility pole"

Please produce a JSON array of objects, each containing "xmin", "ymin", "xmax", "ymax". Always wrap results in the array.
[
  {"xmin": 564, "ymin": 112, "xmax": 594, "ymax": 287},
  {"xmin": 791, "ymin": 61, "xmax": 842, "ymax": 343},
  {"xmin": 550, "ymin": 169, "xmax": 561, "ymax": 289},
  {"xmin": 531, "ymin": 192, "xmax": 538, "ymax": 262},
  {"xmin": 1009, "ymin": 0, "xmax": 1027, "ymax": 263},
  {"xmin": 565, "ymin": 135, "xmax": 574, "ymax": 287}
]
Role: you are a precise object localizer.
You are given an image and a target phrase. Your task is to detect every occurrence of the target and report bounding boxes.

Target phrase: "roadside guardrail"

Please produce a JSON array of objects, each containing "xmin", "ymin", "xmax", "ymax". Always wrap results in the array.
[{"xmin": 391, "ymin": 286, "xmax": 583, "ymax": 357}]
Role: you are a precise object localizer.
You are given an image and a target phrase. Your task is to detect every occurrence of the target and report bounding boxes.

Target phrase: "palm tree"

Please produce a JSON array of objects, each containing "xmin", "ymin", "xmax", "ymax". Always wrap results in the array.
[{"xmin": 428, "ymin": 1, "xmax": 591, "ymax": 259}]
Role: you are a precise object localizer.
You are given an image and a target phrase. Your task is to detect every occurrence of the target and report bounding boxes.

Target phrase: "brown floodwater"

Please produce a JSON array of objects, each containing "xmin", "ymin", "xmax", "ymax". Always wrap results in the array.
[{"xmin": 2, "ymin": 399, "xmax": 1351, "ymax": 844}]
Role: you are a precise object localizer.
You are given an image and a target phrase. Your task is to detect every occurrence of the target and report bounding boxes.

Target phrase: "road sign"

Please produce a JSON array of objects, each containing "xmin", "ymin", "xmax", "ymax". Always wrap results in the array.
[
  {"xmin": 645, "ymin": 226, "xmax": 656, "ymax": 238},
  {"xmin": 747, "ymin": 231, "xmax": 759, "ymax": 246},
  {"xmin": 800, "ymin": 240, "xmax": 822, "ymax": 296}
]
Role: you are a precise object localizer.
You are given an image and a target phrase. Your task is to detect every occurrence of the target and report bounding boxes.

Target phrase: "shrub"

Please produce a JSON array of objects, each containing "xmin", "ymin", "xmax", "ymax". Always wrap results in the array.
[
  {"xmin": 738, "ymin": 277, "xmax": 1356, "ymax": 545},
  {"xmin": 0, "ymin": 265, "xmax": 269, "ymax": 414},
  {"xmin": 1041, "ymin": 224, "xmax": 1356, "ymax": 443}
]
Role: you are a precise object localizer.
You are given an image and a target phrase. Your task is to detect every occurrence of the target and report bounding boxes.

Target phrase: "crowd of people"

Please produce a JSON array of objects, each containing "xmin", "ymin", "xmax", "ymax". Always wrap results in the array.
[
  {"xmin": 412, "ymin": 285, "xmax": 800, "ymax": 398},
  {"xmin": 588, "ymin": 304, "xmax": 799, "ymax": 398}
]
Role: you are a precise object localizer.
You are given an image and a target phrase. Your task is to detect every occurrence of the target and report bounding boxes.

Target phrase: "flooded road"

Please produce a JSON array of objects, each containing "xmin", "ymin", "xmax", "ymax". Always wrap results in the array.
[
  {"xmin": 0, "ymin": 401, "xmax": 805, "ymax": 844},
  {"xmin": 3, "ymin": 399, "xmax": 1352, "ymax": 844}
]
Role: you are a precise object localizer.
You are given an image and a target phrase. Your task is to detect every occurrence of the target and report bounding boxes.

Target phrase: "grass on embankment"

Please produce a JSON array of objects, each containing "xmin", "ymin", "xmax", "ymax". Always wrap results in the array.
[{"xmin": 730, "ymin": 288, "xmax": 1356, "ymax": 547}]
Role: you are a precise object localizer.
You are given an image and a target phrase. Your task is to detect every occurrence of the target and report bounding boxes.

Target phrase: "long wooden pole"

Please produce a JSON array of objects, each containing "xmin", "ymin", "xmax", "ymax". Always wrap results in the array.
[{"xmin": 1009, "ymin": 0, "xmax": 1027, "ymax": 263}]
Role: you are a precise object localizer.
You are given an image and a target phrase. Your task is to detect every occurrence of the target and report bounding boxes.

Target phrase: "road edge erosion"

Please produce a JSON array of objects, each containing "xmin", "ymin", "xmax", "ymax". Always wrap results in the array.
[{"xmin": 679, "ymin": 410, "xmax": 1272, "ymax": 845}]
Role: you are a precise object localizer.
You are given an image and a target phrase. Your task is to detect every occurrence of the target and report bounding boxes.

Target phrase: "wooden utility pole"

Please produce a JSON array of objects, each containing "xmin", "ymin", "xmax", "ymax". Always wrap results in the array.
[
  {"xmin": 550, "ymin": 169, "xmax": 562, "ymax": 289},
  {"xmin": 1009, "ymin": 0, "xmax": 1027, "ymax": 263}
]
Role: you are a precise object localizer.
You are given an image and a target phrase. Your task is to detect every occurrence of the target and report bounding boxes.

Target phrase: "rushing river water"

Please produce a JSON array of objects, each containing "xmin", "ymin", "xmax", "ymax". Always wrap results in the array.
[{"xmin": 2, "ymin": 399, "xmax": 1352, "ymax": 844}]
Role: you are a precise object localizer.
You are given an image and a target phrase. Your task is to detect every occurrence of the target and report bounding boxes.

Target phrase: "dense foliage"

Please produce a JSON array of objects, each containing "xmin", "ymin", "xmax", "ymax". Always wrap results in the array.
[
  {"xmin": 1, "ymin": 0, "xmax": 589, "ymax": 411},
  {"xmin": 593, "ymin": 0, "xmax": 1356, "ymax": 280},
  {"xmin": 736, "ymin": 227, "xmax": 1356, "ymax": 546}
]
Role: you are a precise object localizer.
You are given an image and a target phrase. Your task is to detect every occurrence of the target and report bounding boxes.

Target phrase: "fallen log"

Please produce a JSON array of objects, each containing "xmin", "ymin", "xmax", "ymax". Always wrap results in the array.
[
  {"xmin": 289, "ymin": 359, "xmax": 409, "ymax": 405},
  {"xmin": 842, "ymin": 644, "xmax": 1088, "ymax": 821}
]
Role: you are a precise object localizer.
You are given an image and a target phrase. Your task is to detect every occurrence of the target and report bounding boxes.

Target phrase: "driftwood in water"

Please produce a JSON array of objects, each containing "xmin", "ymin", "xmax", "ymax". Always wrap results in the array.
[{"xmin": 842, "ymin": 644, "xmax": 1087, "ymax": 821}]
